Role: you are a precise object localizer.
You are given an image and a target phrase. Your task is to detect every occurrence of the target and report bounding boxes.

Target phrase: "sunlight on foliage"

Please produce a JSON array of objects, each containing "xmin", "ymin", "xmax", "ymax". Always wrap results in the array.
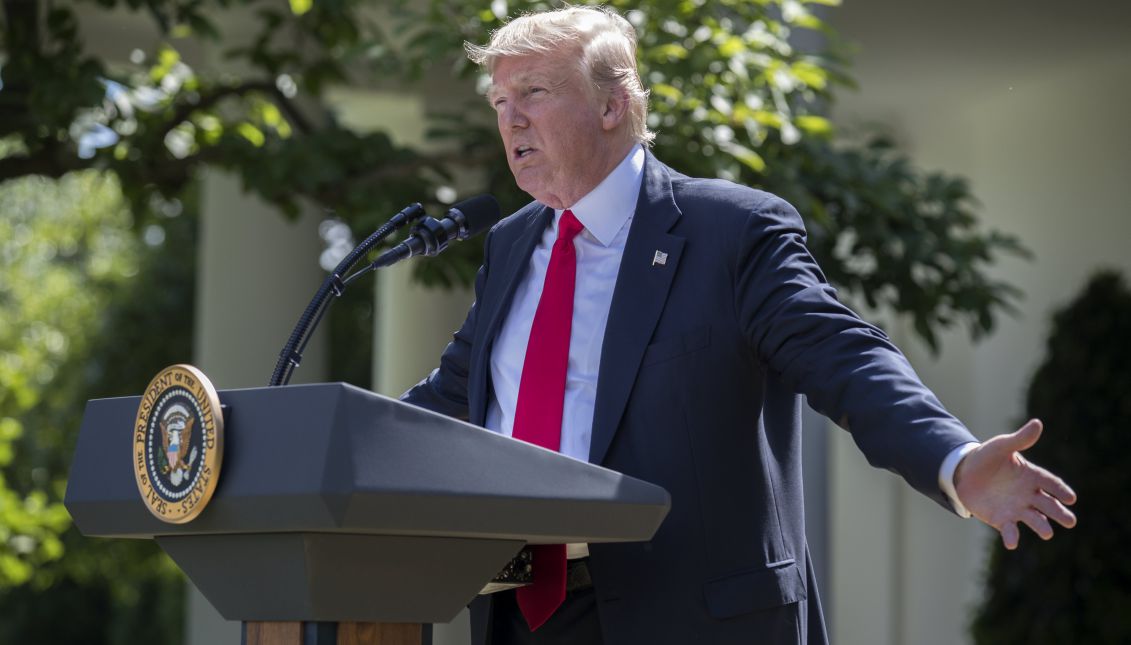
[
  {"xmin": 0, "ymin": 168, "xmax": 137, "ymax": 586},
  {"xmin": 0, "ymin": 136, "xmax": 190, "ymax": 639},
  {"xmin": 290, "ymin": 0, "xmax": 314, "ymax": 17}
]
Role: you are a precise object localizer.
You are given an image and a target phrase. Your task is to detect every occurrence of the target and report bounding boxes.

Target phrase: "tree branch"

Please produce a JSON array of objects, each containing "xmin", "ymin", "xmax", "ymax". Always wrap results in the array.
[
  {"xmin": 1, "ymin": 0, "xmax": 41, "ymax": 133},
  {"xmin": 0, "ymin": 146, "xmax": 89, "ymax": 185},
  {"xmin": 156, "ymin": 80, "xmax": 315, "ymax": 140},
  {"xmin": 270, "ymin": 87, "xmax": 316, "ymax": 134},
  {"xmin": 3, "ymin": 0, "xmax": 40, "ymax": 55}
]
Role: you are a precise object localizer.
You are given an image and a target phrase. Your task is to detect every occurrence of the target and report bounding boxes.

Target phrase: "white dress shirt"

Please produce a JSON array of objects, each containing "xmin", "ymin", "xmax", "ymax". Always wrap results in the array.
[
  {"xmin": 485, "ymin": 145, "xmax": 645, "ymax": 462},
  {"xmin": 484, "ymin": 143, "xmax": 976, "ymax": 530}
]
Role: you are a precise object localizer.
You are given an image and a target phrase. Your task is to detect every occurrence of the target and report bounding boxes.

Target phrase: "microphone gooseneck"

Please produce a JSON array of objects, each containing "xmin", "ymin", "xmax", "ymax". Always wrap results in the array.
[
  {"xmin": 268, "ymin": 196, "xmax": 501, "ymax": 387},
  {"xmin": 269, "ymin": 202, "xmax": 426, "ymax": 387}
]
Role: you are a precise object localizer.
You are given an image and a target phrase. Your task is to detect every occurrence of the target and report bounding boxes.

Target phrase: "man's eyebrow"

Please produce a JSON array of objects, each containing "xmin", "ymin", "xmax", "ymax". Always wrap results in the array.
[
  {"xmin": 487, "ymin": 70, "xmax": 556, "ymax": 98},
  {"xmin": 485, "ymin": 69, "xmax": 567, "ymax": 105}
]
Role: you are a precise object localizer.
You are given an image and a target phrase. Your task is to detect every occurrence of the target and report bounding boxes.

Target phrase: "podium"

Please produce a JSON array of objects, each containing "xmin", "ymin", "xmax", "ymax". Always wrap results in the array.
[{"xmin": 65, "ymin": 382, "xmax": 670, "ymax": 644}]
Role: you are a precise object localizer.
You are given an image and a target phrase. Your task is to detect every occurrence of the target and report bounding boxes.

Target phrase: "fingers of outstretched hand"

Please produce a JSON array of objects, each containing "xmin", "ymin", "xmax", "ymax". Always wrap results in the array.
[
  {"xmin": 1033, "ymin": 490, "xmax": 1077, "ymax": 528},
  {"xmin": 1000, "ymin": 522, "xmax": 1020, "ymax": 550},
  {"xmin": 1031, "ymin": 462, "xmax": 1077, "ymax": 505},
  {"xmin": 993, "ymin": 489, "xmax": 1076, "ymax": 549},
  {"xmin": 1020, "ymin": 508, "xmax": 1055, "ymax": 540}
]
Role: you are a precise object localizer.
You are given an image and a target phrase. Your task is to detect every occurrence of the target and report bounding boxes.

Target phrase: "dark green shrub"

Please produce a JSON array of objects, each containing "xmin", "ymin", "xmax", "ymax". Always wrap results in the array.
[{"xmin": 972, "ymin": 271, "xmax": 1131, "ymax": 644}]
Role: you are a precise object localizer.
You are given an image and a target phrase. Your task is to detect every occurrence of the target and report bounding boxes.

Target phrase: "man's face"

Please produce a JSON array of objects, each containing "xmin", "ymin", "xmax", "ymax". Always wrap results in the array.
[{"xmin": 489, "ymin": 51, "xmax": 614, "ymax": 209}]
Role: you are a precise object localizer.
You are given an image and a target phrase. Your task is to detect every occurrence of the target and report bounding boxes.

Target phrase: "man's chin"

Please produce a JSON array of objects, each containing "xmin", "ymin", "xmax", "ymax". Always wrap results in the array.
[{"xmin": 514, "ymin": 178, "xmax": 547, "ymax": 204}]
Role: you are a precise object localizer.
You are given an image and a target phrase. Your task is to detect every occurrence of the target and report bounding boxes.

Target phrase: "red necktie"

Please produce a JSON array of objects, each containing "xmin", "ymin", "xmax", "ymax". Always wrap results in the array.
[{"xmin": 511, "ymin": 209, "xmax": 584, "ymax": 630}]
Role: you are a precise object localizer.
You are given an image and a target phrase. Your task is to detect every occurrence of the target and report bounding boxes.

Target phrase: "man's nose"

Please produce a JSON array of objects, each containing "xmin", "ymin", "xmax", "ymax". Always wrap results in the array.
[{"xmin": 501, "ymin": 103, "xmax": 529, "ymax": 130}]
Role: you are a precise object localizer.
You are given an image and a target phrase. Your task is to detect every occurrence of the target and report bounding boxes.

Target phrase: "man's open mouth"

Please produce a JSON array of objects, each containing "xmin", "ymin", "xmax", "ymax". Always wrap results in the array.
[{"xmin": 514, "ymin": 145, "xmax": 535, "ymax": 159}]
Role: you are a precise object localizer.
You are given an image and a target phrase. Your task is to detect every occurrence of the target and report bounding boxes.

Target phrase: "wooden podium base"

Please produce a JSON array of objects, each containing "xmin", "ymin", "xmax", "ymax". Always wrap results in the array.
[{"xmin": 243, "ymin": 621, "xmax": 422, "ymax": 645}]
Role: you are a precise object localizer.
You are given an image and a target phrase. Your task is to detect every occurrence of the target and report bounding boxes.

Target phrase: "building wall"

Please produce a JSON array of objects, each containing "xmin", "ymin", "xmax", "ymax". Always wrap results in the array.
[{"xmin": 829, "ymin": 2, "xmax": 1131, "ymax": 643}]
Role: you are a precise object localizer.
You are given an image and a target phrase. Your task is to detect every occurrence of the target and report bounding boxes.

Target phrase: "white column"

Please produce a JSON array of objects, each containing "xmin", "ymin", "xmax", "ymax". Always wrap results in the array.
[
  {"xmin": 371, "ymin": 263, "xmax": 474, "ymax": 397},
  {"xmin": 326, "ymin": 86, "xmax": 480, "ymax": 645},
  {"xmin": 188, "ymin": 170, "xmax": 329, "ymax": 645}
]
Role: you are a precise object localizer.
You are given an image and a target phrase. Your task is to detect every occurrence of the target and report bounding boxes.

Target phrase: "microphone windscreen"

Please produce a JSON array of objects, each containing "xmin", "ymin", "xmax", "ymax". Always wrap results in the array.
[{"xmin": 450, "ymin": 194, "xmax": 501, "ymax": 238}]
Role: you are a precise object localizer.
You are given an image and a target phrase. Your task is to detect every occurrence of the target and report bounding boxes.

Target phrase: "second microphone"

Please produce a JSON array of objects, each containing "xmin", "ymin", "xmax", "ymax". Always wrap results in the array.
[{"xmin": 372, "ymin": 194, "xmax": 501, "ymax": 269}]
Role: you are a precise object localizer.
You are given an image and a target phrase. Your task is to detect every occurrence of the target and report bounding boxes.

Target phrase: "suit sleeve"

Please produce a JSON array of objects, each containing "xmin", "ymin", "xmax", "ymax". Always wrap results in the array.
[
  {"xmin": 399, "ymin": 229, "xmax": 494, "ymax": 421},
  {"xmin": 734, "ymin": 194, "xmax": 978, "ymax": 510}
]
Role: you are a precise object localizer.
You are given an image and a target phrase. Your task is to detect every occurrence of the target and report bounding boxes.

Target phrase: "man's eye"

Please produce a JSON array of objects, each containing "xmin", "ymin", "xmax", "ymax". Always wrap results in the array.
[
  {"xmin": 530, "ymin": 87, "xmax": 545, "ymax": 94},
  {"xmin": 493, "ymin": 98, "xmax": 507, "ymax": 109}
]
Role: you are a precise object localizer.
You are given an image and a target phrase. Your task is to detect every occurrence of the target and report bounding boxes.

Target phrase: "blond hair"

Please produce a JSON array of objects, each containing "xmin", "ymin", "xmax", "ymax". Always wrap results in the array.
[{"xmin": 465, "ymin": 5, "xmax": 655, "ymax": 145}]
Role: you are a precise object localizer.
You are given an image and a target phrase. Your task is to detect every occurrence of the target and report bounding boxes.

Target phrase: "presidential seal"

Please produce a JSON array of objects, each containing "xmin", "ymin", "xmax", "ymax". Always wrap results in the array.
[{"xmin": 133, "ymin": 364, "xmax": 224, "ymax": 523}]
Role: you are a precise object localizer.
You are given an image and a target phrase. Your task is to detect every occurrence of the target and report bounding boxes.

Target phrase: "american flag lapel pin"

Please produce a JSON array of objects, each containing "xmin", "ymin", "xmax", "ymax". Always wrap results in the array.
[{"xmin": 652, "ymin": 250, "xmax": 668, "ymax": 266}]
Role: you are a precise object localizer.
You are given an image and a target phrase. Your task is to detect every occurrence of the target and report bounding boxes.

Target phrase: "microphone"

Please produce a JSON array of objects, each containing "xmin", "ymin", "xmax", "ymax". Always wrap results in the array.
[
  {"xmin": 269, "ymin": 201, "xmax": 427, "ymax": 387},
  {"xmin": 268, "ymin": 195, "xmax": 502, "ymax": 387},
  {"xmin": 370, "ymin": 194, "xmax": 501, "ymax": 269}
]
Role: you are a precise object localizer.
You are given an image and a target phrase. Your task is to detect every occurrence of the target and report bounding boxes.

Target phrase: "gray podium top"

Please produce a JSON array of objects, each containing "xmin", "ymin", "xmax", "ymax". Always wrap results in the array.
[
  {"xmin": 67, "ymin": 382, "xmax": 669, "ymax": 543},
  {"xmin": 65, "ymin": 383, "xmax": 671, "ymax": 622}
]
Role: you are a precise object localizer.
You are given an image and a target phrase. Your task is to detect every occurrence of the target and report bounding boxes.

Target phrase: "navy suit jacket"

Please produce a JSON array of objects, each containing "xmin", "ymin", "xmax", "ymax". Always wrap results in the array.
[{"xmin": 403, "ymin": 150, "xmax": 977, "ymax": 644}]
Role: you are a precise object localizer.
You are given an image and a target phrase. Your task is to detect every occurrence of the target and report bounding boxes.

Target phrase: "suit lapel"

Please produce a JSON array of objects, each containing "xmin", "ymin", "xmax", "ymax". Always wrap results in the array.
[
  {"xmin": 469, "ymin": 204, "xmax": 552, "ymax": 426},
  {"xmin": 589, "ymin": 152, "xmax": 685, "ymax": 465}
]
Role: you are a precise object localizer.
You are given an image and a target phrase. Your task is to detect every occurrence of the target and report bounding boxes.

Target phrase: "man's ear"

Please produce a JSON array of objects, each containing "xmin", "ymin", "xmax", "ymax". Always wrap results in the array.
[{"xmin": 600, "ymin": 85, "xmax": 630, "ymax": 132}]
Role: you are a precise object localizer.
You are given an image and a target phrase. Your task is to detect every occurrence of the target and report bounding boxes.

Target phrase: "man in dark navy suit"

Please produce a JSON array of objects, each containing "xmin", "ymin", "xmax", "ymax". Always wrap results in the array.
[{"xmin": 402, "ymin": 6, "xmax": 1077, "ymax": 645}]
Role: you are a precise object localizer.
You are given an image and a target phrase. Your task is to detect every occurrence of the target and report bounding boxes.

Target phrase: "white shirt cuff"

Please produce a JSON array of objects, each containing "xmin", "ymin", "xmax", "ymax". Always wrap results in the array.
[
  {"xmin": 938, "ymin": 442, "xmax": 980, "ymax": 518},
  {"xmin": 566, "ymin": 542, "xmax": 590, "ymax": 560}
]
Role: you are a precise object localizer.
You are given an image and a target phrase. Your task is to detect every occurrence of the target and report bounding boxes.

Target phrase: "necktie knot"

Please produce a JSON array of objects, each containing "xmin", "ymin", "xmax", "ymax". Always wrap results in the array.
[{"xmin": 558, "ymin": 209, "xmax": 584, "ymax": 244}]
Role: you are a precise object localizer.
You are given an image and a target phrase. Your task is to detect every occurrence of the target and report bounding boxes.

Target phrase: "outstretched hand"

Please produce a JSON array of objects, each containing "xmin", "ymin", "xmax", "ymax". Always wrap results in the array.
[{"xmin": 955, "ymin": 419, "xmax": 1077, "ymax": 549}]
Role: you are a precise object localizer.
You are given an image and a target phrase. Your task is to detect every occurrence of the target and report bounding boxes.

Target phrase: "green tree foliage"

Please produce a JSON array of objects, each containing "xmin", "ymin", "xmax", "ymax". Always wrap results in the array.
[
  {"xmin": 972, "ymin": 272, "xmax": 1131, "ymax": 644},
  {"xmin": 0, "ymin": 168, "xmax": 192, "ymax": 642},
  {"xmin": 2, "ymin": 0, "xmax": 1026, "ymax": 349},
  {"xmin": 758, "ymin": 136, "xmax": 1029, "ymax": 350},
  {"xmin": 0, "ymin": 170, "xmax": 135, "ymax": 587}
]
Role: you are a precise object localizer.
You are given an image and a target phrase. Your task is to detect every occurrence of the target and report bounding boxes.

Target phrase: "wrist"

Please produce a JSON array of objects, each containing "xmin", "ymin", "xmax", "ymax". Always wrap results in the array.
[{"xmin": 940, "ymin": 442, "xmax": 980, "ymax": 518}]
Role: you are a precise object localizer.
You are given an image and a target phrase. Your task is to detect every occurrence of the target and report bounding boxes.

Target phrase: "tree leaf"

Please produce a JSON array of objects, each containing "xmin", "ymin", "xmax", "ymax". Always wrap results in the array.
[{"xmin": 289, "ymin": 0, "xmax": 313, "ymax": 17}]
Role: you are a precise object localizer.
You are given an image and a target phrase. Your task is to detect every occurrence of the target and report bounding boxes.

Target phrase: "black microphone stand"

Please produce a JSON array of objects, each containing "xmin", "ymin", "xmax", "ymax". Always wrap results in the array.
[{"xmin": 268, "ymin": 203, "xmax": 425, "ymax": 387}]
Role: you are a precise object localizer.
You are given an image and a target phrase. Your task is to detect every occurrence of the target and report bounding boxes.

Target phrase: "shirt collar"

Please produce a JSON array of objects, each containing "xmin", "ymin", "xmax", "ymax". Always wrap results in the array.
[{"xmin": 552, "ymin": 144, "xmax": 645, "ymax": 247}]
